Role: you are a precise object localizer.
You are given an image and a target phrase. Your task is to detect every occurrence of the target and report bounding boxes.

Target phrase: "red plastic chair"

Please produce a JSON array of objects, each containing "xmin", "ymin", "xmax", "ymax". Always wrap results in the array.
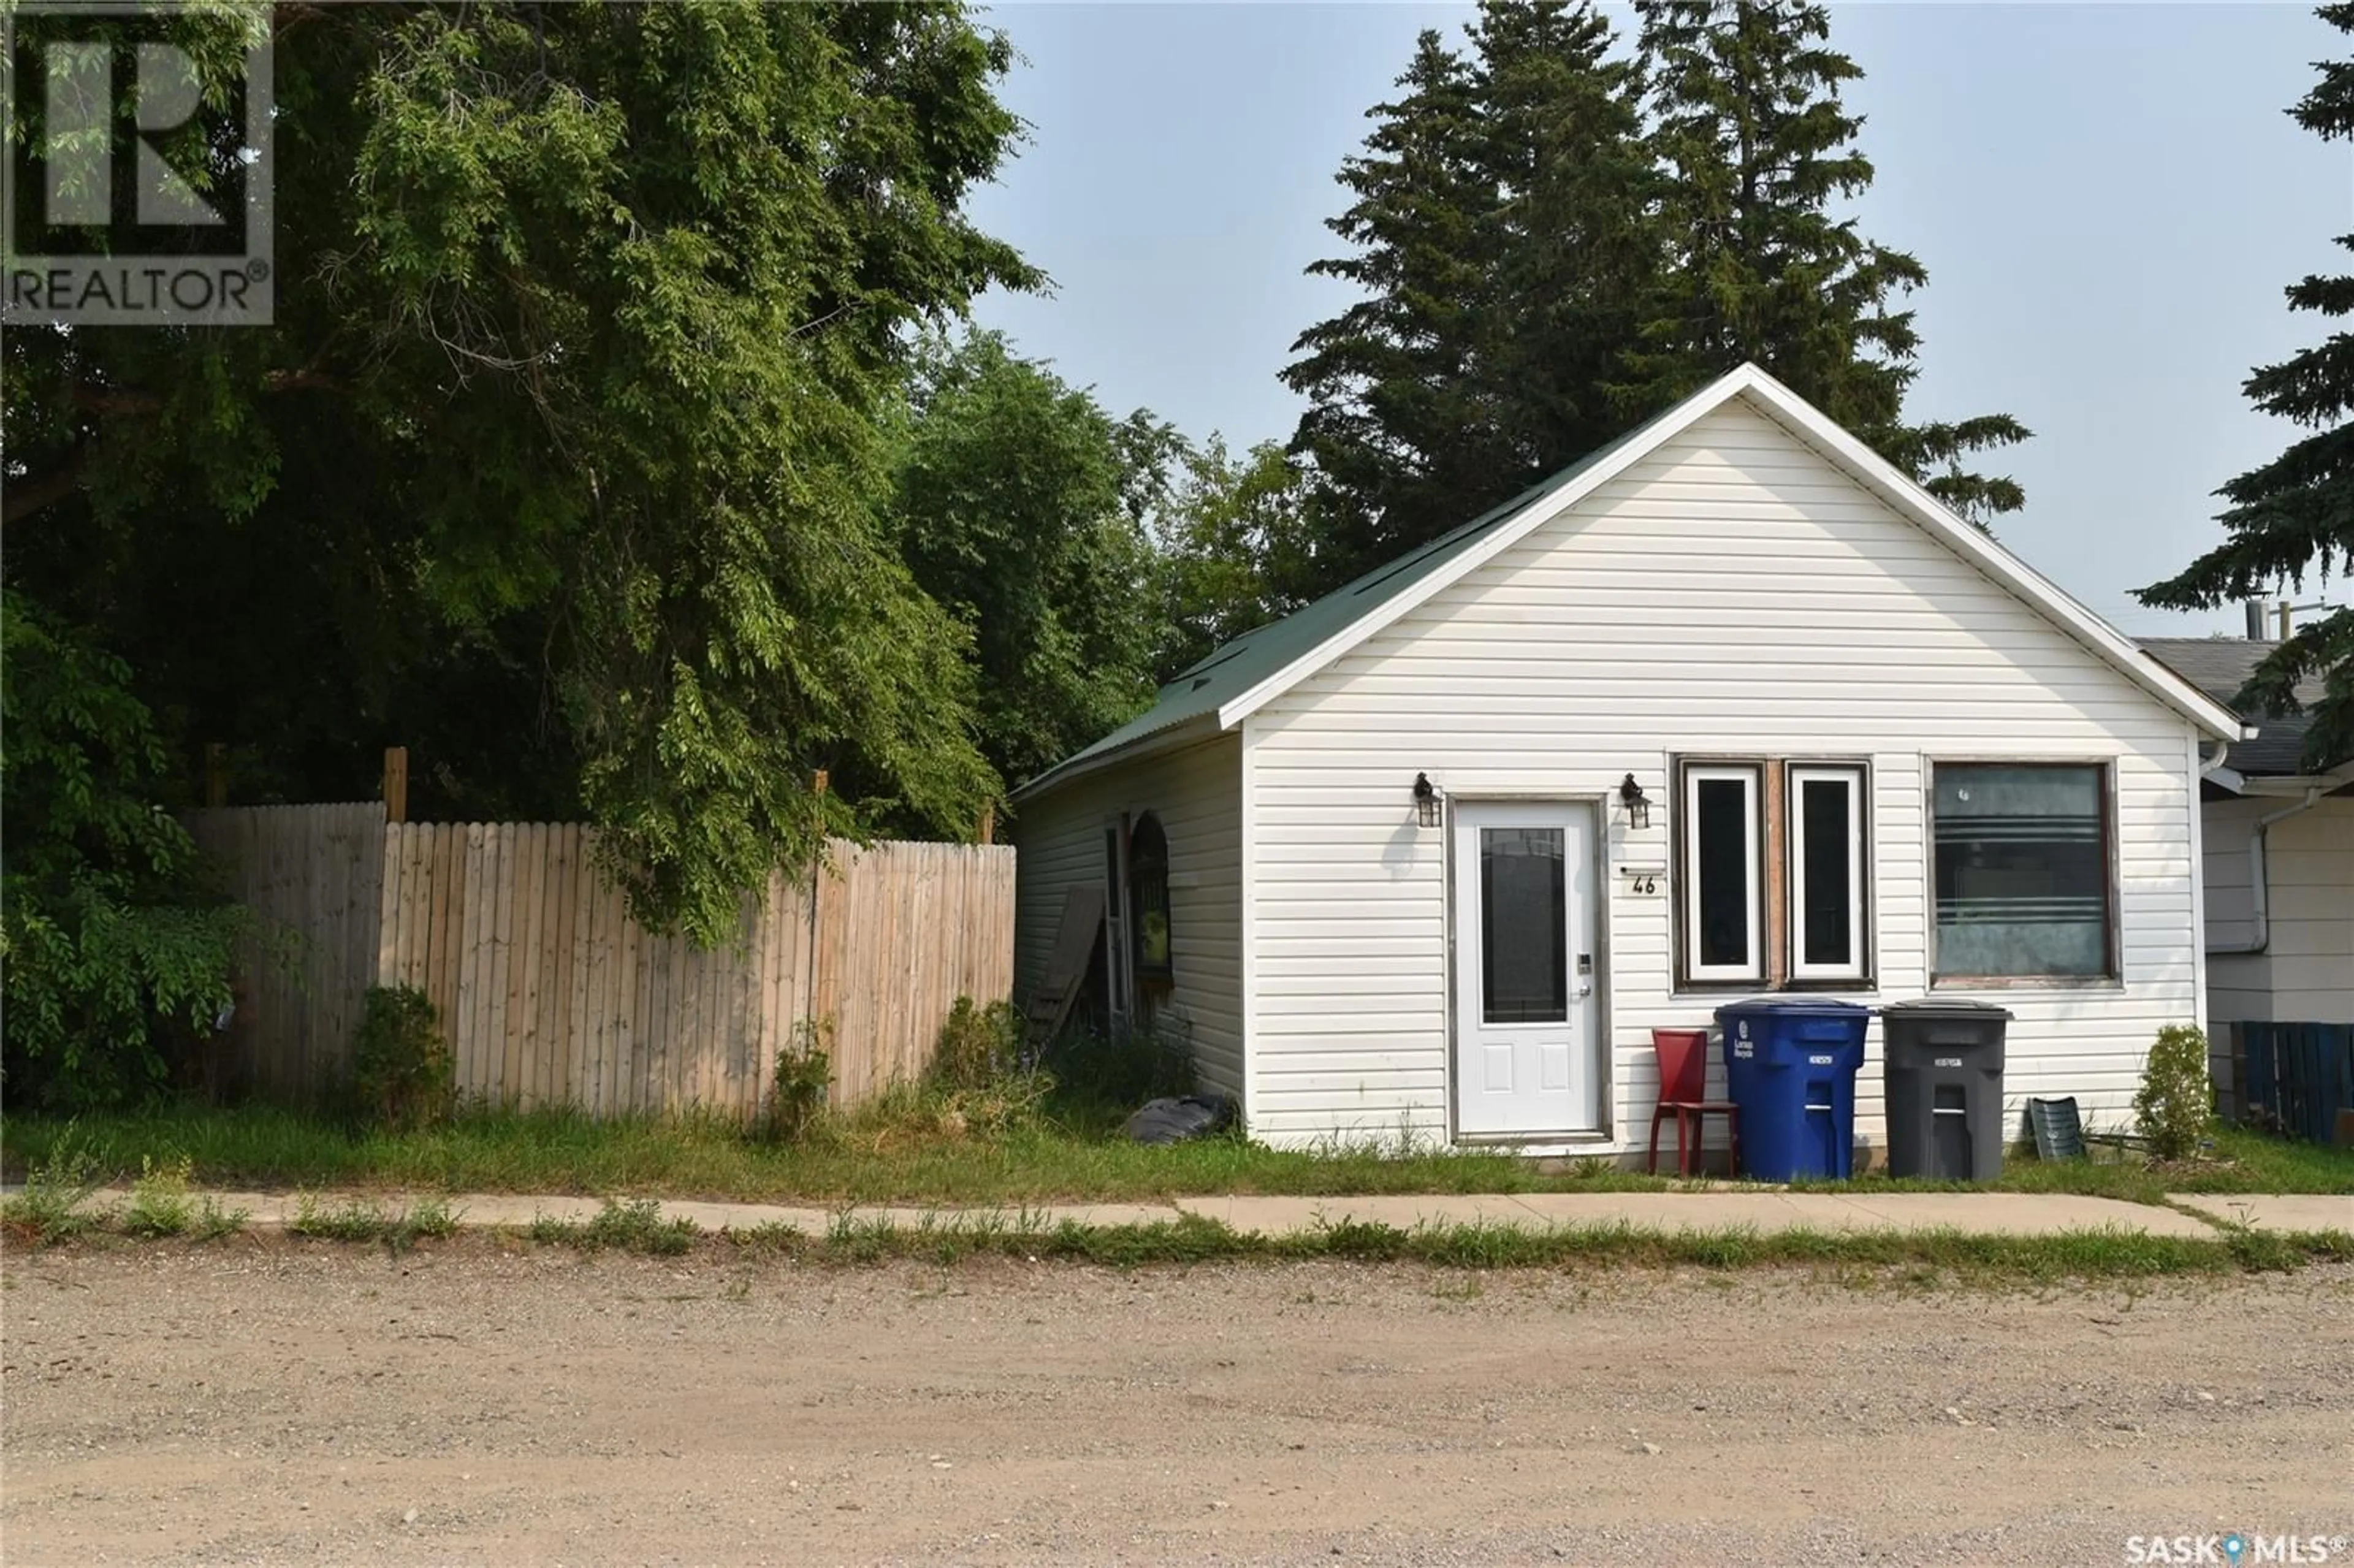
[{"xmin": 1647, "ymin": 1027, "xmax": 1740, "ymax": 1178}]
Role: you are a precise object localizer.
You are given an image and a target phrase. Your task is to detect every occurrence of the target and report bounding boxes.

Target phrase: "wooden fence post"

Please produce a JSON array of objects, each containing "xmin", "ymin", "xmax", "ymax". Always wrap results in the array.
[{"xmin": 383, "ymin": 746, "xmax": 408, "ymax": 825}]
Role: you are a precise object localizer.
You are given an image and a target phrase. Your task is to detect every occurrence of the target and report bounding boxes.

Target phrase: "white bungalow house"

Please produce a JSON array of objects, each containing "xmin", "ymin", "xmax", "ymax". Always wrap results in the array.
[{"xmin": 1011, "ymin": 365, "xmax": 2247, "ymax": 1156}]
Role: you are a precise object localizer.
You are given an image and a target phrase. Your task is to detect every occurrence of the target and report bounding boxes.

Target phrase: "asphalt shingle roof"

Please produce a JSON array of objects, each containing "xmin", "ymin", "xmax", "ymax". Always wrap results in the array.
[{"xmin": 2136, "ymin": 637, "xmax": 2330, "ymax": 775}]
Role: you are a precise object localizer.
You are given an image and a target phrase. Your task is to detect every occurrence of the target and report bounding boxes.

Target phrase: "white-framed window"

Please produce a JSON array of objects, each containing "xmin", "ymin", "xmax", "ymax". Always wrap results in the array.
[
  {"xmin": 1678, "ymin": 762, "xmax": 1762, "ymax": 984},
  {"xmin": 1787, "ymin": 764, "xmax": 1868, "ymax": 982},
  {"xmin": 1932, "ymin": 761, "xmax": 2116, "ymax": 981}
]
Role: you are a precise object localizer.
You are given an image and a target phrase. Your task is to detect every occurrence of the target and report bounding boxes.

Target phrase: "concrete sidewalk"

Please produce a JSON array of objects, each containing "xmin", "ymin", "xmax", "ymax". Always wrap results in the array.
[
  {"xmin": 92, "ymin": 1187, "xmax": 2350, "ymax": 1239},
  {"xmin": 2167, "ymin": 1192, "xmax": 2354, "ymax": 1231}
]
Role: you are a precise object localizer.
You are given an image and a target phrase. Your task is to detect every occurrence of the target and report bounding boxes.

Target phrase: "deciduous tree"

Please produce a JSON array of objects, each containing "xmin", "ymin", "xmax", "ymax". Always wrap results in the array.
[{"xmin": 4, "ymin": 1, "xmax": 1035, "ymax": 942}]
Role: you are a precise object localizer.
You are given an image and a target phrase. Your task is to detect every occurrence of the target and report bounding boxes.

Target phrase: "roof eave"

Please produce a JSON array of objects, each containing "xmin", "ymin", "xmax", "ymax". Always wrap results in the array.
[
  {"xmin": 1007, "ymin": 713, "xmax": 1223, "ymax": 805},
  {"xmin": 2231, "ymin": 763, "xmax": 2354, "ymax": 797}
]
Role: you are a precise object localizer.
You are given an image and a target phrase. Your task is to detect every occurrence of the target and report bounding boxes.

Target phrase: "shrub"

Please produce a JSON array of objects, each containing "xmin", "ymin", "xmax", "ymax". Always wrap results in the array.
[
  {"xmin": 1, "ymin": 594, "xmax": 261, "ymax": 1111},
  {"xmin": 2135, "ymin": 1024, "xmax": 2214, "ymax": 1162},
  {"xmin": 930, "ymin": 996, "xmax": 1024, "ymax": 1090},
  {"xmin": 350, "ymin": 985, "xmax": 454, "ymax": 1130},
  {"xmin": 765, "ymin": 1018, "xmax": 832, "ymax": 1143}
]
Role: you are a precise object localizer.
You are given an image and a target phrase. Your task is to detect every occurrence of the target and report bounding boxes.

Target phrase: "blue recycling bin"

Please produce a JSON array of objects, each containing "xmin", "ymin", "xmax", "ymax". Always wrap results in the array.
[{"xmin": 1712, "ymin": 1000, "xmax": 1870, "ymax": 1181}]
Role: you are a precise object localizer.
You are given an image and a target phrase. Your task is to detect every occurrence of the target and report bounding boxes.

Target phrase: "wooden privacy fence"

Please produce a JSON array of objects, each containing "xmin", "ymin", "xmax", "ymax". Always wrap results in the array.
[
  {"xmin": 2236, "ymin": 1021, "xmax": 2354, "ymax": 1146},
  {"xmin": 188, "ymin": 804, "xmax": 388, "ymax": 1110},
  {"xmin": 189, "ymin": 805, "xmax": 1015, "ymax": 1119}
]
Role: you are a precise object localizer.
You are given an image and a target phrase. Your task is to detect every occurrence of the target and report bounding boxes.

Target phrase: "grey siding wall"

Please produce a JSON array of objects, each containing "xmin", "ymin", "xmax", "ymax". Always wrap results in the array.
[{"xmin": 1013, "ymin": 736, "xmax": 1245, "ymax": 1100}]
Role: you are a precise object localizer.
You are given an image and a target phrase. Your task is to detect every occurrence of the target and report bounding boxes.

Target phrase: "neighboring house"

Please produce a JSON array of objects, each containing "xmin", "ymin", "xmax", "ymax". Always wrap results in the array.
[
  {"xmin": 1011, "ymin": 365, "xmax": 2244, "ymax": 1156},
  {"xmin": 2137, "ymin": 637, "xmax": 2353, "ymax": 1032}
]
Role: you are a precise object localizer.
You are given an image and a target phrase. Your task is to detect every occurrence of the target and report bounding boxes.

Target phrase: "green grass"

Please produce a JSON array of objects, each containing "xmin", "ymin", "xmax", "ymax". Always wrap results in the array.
[
  {"xmin": 725, "ymin": 1211, "xmax": 2350, "ymax": 1282},
  {"xmin": 1792, "ymin": 1125, "xmax": 2354, "ymax": 1205},
  {"xmin": 0, "ymin": 1100, "xmax": 1651, "ymax": 1203},
  {"xmin": 6, "ymin": 1105, "xmax": 2348, "ymax": 1209}
]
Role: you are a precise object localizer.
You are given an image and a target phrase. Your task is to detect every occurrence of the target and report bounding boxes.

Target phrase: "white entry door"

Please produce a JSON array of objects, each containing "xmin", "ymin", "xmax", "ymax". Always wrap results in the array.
[{"xmin": 1451, "ymin": 802, "xmax": 1602, "ymax": 1138}]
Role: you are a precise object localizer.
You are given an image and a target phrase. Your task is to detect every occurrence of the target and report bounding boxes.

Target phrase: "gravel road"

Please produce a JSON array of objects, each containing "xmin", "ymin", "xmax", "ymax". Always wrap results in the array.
[{"xmin": 5, "ymin": 1241, "xmax": 2350, "ymax": 1566}]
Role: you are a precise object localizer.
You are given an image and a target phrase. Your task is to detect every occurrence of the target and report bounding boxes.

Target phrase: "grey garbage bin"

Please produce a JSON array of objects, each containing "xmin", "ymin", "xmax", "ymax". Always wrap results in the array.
[{"xmin": 1880, "ymin": 1000, "xmax": 2012, "ymax": 1181}]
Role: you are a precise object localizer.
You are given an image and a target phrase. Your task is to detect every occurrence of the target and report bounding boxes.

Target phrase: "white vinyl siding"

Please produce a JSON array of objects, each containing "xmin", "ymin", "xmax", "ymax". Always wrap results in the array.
[
  {"xmin": 1012, "ymin": 735, "xmax": 1245, "ymax": 1100},
  {"xmin": 1243, "ymin": 397, "xmax": 2204, "ymax": 1152},
  {"xmin": 2201, "ymin": 794, "xmax": 2270, "ymax": 1024},
  {"xmin": 2203, "ymin": 795, "xmax": 2354, "ymax": 1026},
  {"xmin": 2263, "ymin": 801, "xmax": 2354, "ymax": 1021}
]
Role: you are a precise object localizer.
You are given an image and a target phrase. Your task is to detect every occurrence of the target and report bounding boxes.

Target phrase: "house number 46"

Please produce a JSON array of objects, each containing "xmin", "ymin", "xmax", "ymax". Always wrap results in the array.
[{"xmin": 1626, "ymin": 872, "xmax": 1660, "ymax": 896}]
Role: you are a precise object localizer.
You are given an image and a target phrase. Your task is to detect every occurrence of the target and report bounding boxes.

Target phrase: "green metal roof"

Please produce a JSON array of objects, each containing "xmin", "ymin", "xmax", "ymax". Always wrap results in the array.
[{"xmin": 1015, "ymin": 411, "xmax": 1674, "ymax": 800}]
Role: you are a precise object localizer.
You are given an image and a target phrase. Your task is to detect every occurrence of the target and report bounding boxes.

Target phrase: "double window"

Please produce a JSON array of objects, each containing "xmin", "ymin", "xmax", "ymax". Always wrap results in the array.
[
  {"xmin": 1674, "ymin": 756, "xmax": 2119, "ymax": 989},
  {"xmin": 1931, "ymin": 763, "xmax": 2114, "ymax": 981},
  {"xmin": 1676, "ymin": 759, "xmax": 1869, "ymax": 989}
]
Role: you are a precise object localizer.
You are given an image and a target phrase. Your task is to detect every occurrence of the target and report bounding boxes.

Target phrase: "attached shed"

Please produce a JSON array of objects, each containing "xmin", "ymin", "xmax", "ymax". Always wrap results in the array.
[{"xmin": 1015, "ymin": 365, "xmax": 2244, "ymax": 1156}]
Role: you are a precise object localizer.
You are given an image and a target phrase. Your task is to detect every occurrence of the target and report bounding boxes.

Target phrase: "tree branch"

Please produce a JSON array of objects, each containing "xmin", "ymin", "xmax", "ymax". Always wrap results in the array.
[{"xmin": 2, "ymin": 449, "xmax": 88, "ymax": 527}]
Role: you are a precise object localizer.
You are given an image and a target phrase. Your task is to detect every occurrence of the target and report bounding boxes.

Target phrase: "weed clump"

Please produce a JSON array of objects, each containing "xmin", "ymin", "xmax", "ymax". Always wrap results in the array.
[
  {"xmin": 290, "ymin": 1193, "xmax": 458, "ymax": 1250},
  {"xmin": 121, "ymin": 1154, "xmax": 196, "ymax": 1236},
  {"xmin": 763, "ymin": 1019, "xmax": 832, "ymax": 1144},
  {"xmin": 350, "ymin": 986, "xmax": 455, "ymax": 1132},
  {"xmin": 1, "ymin": 1129, "xmax": 108, "ymax": 1244},
  {"xmin": 529, "ymin": 1197, "xmax": 696, "ymax": 1255}
]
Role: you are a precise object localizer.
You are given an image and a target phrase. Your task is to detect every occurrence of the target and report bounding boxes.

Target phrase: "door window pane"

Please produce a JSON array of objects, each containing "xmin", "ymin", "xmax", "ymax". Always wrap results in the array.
[
  {"xmin": 1933, "ymin": 764, "xmax": 2111, "ymax": 978},
  {"xmin": 1481, "ymin": 827, "xmax": 1566, "ymax": 1024},
  {"xmin": 1694, "ymin": 777, "xmax": 1753, "ymax": 971}
]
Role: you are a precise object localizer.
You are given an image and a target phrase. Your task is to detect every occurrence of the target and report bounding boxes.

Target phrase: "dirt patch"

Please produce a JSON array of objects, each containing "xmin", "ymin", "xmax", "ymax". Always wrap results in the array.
[{"xmin": 5, "ymin": 1239, "xmax": 2350, "ymax": 1565}]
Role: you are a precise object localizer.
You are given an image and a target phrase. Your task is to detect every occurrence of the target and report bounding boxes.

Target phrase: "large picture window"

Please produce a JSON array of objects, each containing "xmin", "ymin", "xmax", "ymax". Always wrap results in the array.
[{"xmin": 1932, "ymin": 763, "xmax": 2114, "ymax": 981}]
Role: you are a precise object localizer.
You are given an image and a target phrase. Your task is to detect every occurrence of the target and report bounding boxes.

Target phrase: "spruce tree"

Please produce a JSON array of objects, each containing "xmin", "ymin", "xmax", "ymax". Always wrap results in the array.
[
  {"xmin": 2139, "ymin": 4, "xmax": 2354, "ymax": 767},
  {"xmin": 1283, "ymin": 5, "xmax": 1661, "ymax": 588},
  {"xmin": 1625, "ymin": 0, "xmax": 2028, "ymax": 525},
  {"xmin": 1282, "ymin": 29, "xmax": 1503, "ymax": 586},
  {"xmin": 1471, "ymin": 2, "xmax": 1663, "ymax": 484}
]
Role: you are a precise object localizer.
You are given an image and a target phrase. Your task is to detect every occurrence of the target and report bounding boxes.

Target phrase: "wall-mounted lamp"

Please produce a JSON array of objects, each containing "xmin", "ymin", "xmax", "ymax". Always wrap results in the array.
[
  {"xmin": 1412, "ymin": 772, "xmax": 1442, "ymax": 828},
  {"xmin": 1618, "ymin": 773, "xmax": 1651, "ymax": 830}
]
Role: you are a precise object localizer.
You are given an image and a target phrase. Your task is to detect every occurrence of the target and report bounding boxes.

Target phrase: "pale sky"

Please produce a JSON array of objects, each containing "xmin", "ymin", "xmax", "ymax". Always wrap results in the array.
[{"xmin": 967, "ymin": 3, "xmax": 2352, "ymax": 639}]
